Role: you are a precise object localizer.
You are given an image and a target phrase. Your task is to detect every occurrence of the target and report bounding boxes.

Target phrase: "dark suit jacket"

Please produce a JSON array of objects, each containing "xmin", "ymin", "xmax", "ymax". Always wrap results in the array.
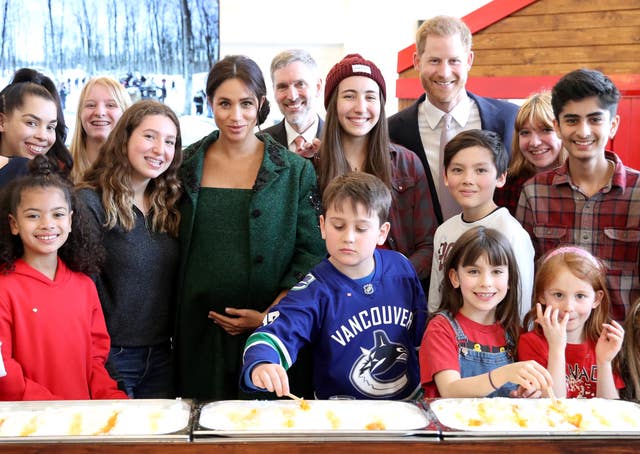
[
  {"xmin": 387, "ymin": 92, "xmax": 518, "ymax": 224},
  {"xmin": 259, "ymin": 116, "xmax": 324, "ymax": 149}
]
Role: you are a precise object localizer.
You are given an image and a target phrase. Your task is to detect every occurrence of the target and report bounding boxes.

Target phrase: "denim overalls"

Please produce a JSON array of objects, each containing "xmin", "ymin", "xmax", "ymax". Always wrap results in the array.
[{"xmin": 439, "ymin": 311, "xmax": 517, "ymax": 397}]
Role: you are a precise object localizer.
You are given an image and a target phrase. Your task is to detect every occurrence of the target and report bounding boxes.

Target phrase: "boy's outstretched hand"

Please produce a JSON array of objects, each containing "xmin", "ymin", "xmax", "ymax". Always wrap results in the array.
[{"xmin": 251, "ymin": 363, "xmax": 290, "ymax": 397}]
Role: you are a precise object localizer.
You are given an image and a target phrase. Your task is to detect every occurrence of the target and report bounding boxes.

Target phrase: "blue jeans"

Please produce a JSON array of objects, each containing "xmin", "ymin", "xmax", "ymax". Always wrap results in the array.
[{"xmin": 107, "ymin": 342, "xmax": 174, "ymax": 398}]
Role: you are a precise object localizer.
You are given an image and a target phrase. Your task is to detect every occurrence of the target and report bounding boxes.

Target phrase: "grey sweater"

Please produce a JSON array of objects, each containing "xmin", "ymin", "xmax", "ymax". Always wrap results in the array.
[{"xmin": 78, "ymin": 188, "xmax": 179, "ymax": 347}]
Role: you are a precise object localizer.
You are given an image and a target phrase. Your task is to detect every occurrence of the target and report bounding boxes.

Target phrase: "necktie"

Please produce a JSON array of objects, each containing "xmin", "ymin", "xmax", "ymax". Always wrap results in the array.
[
  {"xmin": 438, "ymin": 113, "xmax": 460, "ymax": 221},
  {"xmin": 293, "ymin": 135, "xmax": 316, "ymax": 159}
]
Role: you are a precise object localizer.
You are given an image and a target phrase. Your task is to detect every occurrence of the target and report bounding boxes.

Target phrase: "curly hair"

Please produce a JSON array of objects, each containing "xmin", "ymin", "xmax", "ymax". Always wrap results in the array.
[
  {"xmin": 78, "ymin": 100, "xmax": 182, "ymax": 236},
  {"xmin": 0, "ymin": 156, "xmax": 104, "ymax": 275},
  {"xmin": 2, "ymin": 68, "xmax": 73, "ymax": 176},
  {"xmin": 69, "ymin": 76, "xmax": 133, "ymax": 183}
]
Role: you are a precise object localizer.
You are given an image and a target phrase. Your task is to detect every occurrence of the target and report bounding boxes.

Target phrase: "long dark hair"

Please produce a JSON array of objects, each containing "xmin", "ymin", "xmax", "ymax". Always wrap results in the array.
[
  {"xmin": 317, "ymin": 88, "xmax": 392, "ymax": 195},
  {"xmin": 205, "ymin": 55, "xmax": 270, "ymax": 126},
  {"xmin": 2, "ymin": 68, "xmax": 73, "ymax": 176}
]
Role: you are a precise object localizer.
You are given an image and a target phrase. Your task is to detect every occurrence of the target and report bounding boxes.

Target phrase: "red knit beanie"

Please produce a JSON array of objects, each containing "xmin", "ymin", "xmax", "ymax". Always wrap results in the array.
[{"xmin": 324, "ymin": 54, "xmax": 386, "ymax": 108}]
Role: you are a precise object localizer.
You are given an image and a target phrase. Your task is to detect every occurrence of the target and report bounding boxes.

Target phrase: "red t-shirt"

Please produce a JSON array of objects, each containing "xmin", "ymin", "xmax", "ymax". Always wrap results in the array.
[
  {"xmin": 419, "ymin": 312, "xmax": 508, "ymax": 398},
  {"xmin": 518, "ymin": 330, "xmax": 624, "ymax": 398}
]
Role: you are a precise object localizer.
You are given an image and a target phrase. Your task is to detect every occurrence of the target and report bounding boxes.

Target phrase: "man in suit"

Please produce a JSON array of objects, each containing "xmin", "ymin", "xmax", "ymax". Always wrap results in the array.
[
  {"xmin": 388, "ymin": 15, "xmax": 518, "ymax": 224},
  {"xmin": 261, "ymin": 49, "xmax": 324, "ymax": 158}
]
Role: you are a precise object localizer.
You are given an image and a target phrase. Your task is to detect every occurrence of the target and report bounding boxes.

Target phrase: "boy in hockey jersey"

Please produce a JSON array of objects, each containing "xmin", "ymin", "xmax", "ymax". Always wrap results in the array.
[{"xmin": 241, "ymin": 172, "xmax": 427, "ymax": 399}]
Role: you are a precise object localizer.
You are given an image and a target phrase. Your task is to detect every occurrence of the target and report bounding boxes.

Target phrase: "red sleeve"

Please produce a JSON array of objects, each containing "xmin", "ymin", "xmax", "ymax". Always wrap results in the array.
[
  {"xmin": 420, "ymin": 315, "xmax": 460, "ymax": 387},
  {"xmin": 517, "ymin": 331, "xmax": 549, "ymax": 367},
  {"xmin": 87, "ymin": 288, "xmax": 128, "ymax": 399}
]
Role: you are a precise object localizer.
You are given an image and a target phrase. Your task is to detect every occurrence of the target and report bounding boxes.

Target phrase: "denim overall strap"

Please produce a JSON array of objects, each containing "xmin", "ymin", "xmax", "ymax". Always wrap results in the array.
[{"xmin": 438, "ymin": 311, "xmax": 517, "ymax": 397}]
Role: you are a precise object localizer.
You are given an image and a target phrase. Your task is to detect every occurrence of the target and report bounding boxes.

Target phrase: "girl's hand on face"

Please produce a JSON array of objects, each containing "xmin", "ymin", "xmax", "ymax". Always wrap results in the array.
[
  {"xmin": 595, "ymin": 320, "xmax": 624, "ymax": 364},
  {"xmin": 499, "ymin": 360, "xmax": 553, "ymax": 393},
  {"xmin": 208, "ymin": 308, "xmax": 265, "ymax": 335},
  {"xmin": 535, "ymin": 302, "xmax": 568, "ymax": 350}
]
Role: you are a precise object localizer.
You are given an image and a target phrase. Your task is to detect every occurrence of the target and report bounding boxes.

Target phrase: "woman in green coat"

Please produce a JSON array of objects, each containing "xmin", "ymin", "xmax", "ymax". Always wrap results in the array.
[{"xmin": 175, "ymin": 55, "xmax": 325, "ymax": 400}]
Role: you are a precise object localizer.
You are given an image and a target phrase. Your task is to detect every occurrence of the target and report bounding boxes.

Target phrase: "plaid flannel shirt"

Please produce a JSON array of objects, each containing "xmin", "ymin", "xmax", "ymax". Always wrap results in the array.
[
  {"xmin": 494, "ymin": 173, "xmax": 532, "ymax": 217},
  {"xmin": 516, "ymin": 151, "xmax": 640, "ymax": 321},
  {"xmin": 386, "ymin": 143, "xmax": 438, "ymax": 281}
]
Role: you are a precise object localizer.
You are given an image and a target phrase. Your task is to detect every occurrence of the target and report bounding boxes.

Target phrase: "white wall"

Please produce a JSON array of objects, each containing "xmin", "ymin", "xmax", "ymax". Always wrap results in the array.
[{"xmin": 219, "ymin": 0, "xmax": 492, "ymax": 125}]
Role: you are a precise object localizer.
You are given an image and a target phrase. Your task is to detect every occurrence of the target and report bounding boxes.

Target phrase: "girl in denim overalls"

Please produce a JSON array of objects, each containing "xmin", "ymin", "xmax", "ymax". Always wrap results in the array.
[{"xmin": 420, "ymin": 226, "xmax": 553, "ymax": 398}]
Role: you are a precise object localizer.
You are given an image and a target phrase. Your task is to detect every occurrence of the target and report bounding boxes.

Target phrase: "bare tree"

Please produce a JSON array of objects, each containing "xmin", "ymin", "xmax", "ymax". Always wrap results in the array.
[
  {"xmin": 197, "ymin": 0, "xmax": 219, "ymax": 69},
  {"xmin": 0, "ymin": 0, "xmax": 9, "ymax": 71},
  {"xmin": 46, "ymin": 0, "xmax": 55, "ymax": 69},
  {"xmin": 180, "ymin": 0, "xmax": 195, "ymax": 115},
  {"xmin": 74, "ymin": 0, "xmax": 95, "ymax": 73}
]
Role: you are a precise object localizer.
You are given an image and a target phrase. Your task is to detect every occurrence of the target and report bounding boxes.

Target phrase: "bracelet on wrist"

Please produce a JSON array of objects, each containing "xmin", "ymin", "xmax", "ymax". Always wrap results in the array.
[{"xmin": 488, "ymin": 369, "xmax": 498, "ymax": 390}]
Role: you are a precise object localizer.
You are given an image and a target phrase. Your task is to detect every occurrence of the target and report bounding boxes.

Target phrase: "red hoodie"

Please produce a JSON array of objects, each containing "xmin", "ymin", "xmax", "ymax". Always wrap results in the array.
[{"xmin": 0, "ymin": 258, "xmax": 126, "ymax": 400}]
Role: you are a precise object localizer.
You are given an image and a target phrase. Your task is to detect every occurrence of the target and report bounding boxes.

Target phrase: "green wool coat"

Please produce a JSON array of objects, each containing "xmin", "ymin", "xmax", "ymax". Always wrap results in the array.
[{"xmin": 174, "ymin": 130, "xmax": 326, "ymax": 399}]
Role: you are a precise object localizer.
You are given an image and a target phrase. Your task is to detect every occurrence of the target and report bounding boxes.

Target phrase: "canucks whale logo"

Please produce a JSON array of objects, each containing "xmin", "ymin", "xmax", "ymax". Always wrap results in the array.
[{"xmin": 349, "ymin": 330, "xmax": 409, "ymax": 397}]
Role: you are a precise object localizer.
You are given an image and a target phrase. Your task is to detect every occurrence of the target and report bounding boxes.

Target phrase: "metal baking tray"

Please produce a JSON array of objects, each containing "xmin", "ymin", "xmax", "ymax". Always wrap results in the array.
[
  {"xmin": 0, "ymin": 398, "xmax": 193, "ymax": 443},
  {"xmin": 192, "ymin": 399, "xmax": 439, "ymax": 439},
  {"xmin": 426, "ymin": 397, "xmax": 640, "ymax": 439}
]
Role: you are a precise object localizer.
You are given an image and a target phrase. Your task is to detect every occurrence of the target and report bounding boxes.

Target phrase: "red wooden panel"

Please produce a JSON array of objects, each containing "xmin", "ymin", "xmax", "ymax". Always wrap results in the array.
[
  {"xmin": 396, "ymin": 0, "xmax": 539, "ymax": 72},
  {"xmin": 612, "ymin": 96, "xmax": 640, "ymax": 170},
  {"xmin": 463, "ymin": 0, "xmax": 539, "ymax": 33}
]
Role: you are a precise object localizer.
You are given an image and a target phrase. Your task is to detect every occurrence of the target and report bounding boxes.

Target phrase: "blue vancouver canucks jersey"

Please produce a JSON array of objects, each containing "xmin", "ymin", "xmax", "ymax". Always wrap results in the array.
[{"xmin": 242, "ymin": 249, "xmax": 427, "ymax": 400}]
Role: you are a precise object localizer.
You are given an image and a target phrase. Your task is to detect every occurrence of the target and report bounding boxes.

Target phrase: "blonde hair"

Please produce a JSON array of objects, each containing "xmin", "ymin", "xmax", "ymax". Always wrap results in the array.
[
  {"xmin": 523, "ymin": 247, "xmax": 611, "ymax": 342},
  {"xmin": 415, "ymin": 15, "xmax": 472, "ymax": 56},
  {"xmin": 508, "ymin": 91, "xmax": 567, "ymax": 180},
  {"xmin": 69, "ymin": 77, "xmax": 132, "ymax": 183}
]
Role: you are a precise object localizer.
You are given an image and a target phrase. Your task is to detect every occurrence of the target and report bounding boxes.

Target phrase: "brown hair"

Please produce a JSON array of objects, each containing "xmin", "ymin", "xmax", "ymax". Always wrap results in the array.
[
  {"xmin": 523, "ymin": 247, "xmax": 611, "ymax": 342},
  {"xmin": 438, "ymin": 226, "xmax": 521, "ymax": 346},
  {"xmin": 317, "ymin": 85, "xmax": 392, "ymax": 195},
  {"xmin": 79, "ymin": 100, "xmax": 182, "ymax": 235},
  {"xmin": 206, "ymin": 55, "xmax": 270, "ymax": 125},
  {"xmin": 322, "ymin": 172, "xmax": 391, "ymax": 226}
]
